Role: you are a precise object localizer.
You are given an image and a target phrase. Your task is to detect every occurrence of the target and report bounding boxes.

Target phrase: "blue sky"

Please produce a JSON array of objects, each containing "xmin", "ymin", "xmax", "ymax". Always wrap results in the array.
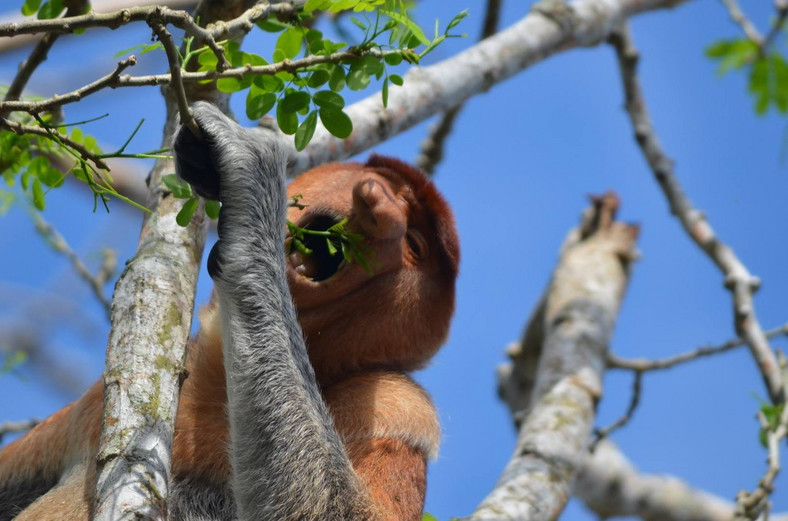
[{"xmin": 1, "ymin": 0, "xmax": 787, "ymax": 519}]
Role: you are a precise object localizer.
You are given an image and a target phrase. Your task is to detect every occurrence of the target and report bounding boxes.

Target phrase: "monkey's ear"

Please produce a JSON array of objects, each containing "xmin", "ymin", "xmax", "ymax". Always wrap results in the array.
[{"xmin": 173, "ymin": 119, "xmax": 221, "ymax": 201}]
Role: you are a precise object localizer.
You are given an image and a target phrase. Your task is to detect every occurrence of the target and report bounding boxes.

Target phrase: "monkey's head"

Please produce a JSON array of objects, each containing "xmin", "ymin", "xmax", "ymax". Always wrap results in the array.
[{"xmin": 285, "ymin": 155, "xmax": 460, "ymax": 385}]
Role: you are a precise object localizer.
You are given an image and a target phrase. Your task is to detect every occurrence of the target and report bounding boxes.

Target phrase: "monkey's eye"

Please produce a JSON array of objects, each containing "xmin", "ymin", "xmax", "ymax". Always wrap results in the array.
[{"xmin": 406, "ymin": 230, "xmax": 427, "ymax": 260}]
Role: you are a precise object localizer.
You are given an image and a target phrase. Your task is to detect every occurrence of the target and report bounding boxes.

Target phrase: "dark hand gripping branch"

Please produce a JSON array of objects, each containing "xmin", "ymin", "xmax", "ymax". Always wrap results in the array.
[{"xmin": 173, "ymin": 102, "xmax": 373, "ymax": 521}]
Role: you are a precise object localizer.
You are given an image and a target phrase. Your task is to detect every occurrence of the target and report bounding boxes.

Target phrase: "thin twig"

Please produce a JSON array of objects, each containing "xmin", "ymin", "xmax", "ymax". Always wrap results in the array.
[
  {"xmin": 4, "ymin": 0, "xmax": 89, "ymax": 101},
  {"xmin": 149, "ymin": 20, "xmax": 201, "ymax": 139},
  {"xmin": 414, "ymin": 0, "xmax": 502, "ymax": 175},
  {"xmin": 608, "ymin": 25, "xmax": 784, "ymax": 403},
  {"xmin": 762, "ymin": 0, "xmax": 788, "ymax": 51},
  {"xmin": 735, "ymin": 353, "xmax": 788, "ymax": 520},
  {"xmin": 0, "ymin": 418, "xmax": 41, "ymax": 443},
  {"xmin": 31, "ymin": 211, "xmax": 113, "ymax": 316},
  {"xmin": 607, "ymin": 323, "xmax": 788, "ymax": 372},
  {"xmin": 0, "ymin": 1, "xmax": 300, "ymax": 39},
  {"xmin": 0, "ymin": 56, "xmax": 136, "ymax": 117},
  {"xmin": 0, "ymin": 48, "xmax": 397, "ymax": 116},
  {"xmin": 590, "ymin": 369, "xmax": 643, "ymax": 450},
  {"xmin": 718, "ymin": 0, "xmax": 763, "ymax": 45}
]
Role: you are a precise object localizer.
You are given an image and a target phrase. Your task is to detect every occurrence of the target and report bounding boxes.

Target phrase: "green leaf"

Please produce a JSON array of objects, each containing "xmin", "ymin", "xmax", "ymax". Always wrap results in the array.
[
  {"xmin": 384, "ymin": 53, "xmax": 403, "ymax": 66},
  {"xmin": 313, "ymin": 90, "xmax": 345, "ymax": 110},
  {"xmin": 307, "ymin": 70, "xmax": 331, "ymax": 88},
  {"xmin": 281, "ymin": 90, "xmax": 311, "ymax": 112},
  {"xmin": 217, "ymin": 76, "xmax": 244, "ymax": 93},
  {"xmin": 32, "ymin": 178, "xmax": 45, "ymax": 210},
  {"xmin": 329, "ymin": 65, "xmax": 346, "ymax": 91},
  {"xmin": 38, "ymin": 166, "xmax": 65, "ymax": 188},
  {"xmin": 382, "ymin": 77, "xmax": 389, "ymax": 107},
  {"xmin": 176, "ymin": 197, "xmax": 199, "ymax": 226},
  {"xmin": 306, "ymin": 29, "xmax": 324, "ymax": 44},
  {"xmin": 254, "ymin": 75, "xmax": 285, "ymax": 92},
  {"xmin": 319, "ymin": 107, "xmax": 353, "ymax": 138},
  {"xmin": 304, "ymin": 0, "xmax": 332, "ymax": 12},
  {"xmin": 257, "ymin": 19, "xmax": 289, "ymax": 32},
  {"xmin": 381, "ymin": 9, "xmax": 429, "ymax": 46},
  {"xmin": 295, "ymin": 111, "xmax": 318, "ymax": 151},
  {"xmin": 422, "ymin": 513, "xmax": 439, "ymax": 521},
  {"xmin": 749, "ymin": 58, "xmax": 770, "ymax": 114},
  {"xmin": 246, "ymin": 88, "xmax": 277, "ymax": 119},
  {"xmin": 277, "ymin": 27, "xmax": 304, "ymax": 60},
  {"xmin": 350, "ymin": 16, "xmax": 368, "ymax": 31},
  {"xmin": 771, "ymin": 53, "xmax": 788, "ymax": 113},
  {"xmin": 705, "ymin": 39, "xmax": 758, "ymax": 75},
  {"xmin": 389, "ymin": 73, "xmax": 403, "ymax": 86},
  {"xmin": 162, "ymin": 173, "xmax": 194, "ymax": 199},
  {"xmin": 446, "ymin": 9, "xmax": 469, "ymax": 31},
  {"xmin": 21, "ymin": 0, "xmax": 42, "ymax": 16},
  {"xmin": 37, "ymin": 0, "xmax": 64, "ymax": 19},
  {"xmin": 346, "ymin": 69, "xmax": 370, "ymax": 91},
  {"xmin": 277, "ymin": 102, "xmax": 299, "ymax": 135},
  {"xmin": 205, "ymin": 199, "xmax": 221, "ymax": 219}
]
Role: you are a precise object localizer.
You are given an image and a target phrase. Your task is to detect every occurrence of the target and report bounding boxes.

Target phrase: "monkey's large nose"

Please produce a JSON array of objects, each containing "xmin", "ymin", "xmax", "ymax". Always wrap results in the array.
[{"xmin": 352, "ymin": 177, "xmax": 406, "ymax": 239}]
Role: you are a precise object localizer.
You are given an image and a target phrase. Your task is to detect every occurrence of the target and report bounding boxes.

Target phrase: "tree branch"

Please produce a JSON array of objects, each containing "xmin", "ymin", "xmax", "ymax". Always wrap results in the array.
[
  {"xmin": 0, "ymin": 418, "xmax": 41, "ymax": 443},
  {"xmin": 576, "ymin": 440, "xmax": 788, "ymax": 521},
  {"xmin": 607, "ymin": 322, "xmax": 788, "ymax": 372},
  {"xmin": 608, "ymin": 24, "xmax": 784, "ymax": 404},
  {"xmin": 414, "ymin": 0, "xmax": 502, "ymax": 176},
  {"xmin": 31, "ymin": 211, "xmax": 114, "ymax": 316},
  {"xmin": 0, "ymin": 0, "xmax": 198, "ymax": 53},
  {"xmin": 288, "ymin": 0, "xmax": 694, "ymax": 175},
  {"xmin": 468, "ymin": 193, "xmax": 639, "ymax": 521}
]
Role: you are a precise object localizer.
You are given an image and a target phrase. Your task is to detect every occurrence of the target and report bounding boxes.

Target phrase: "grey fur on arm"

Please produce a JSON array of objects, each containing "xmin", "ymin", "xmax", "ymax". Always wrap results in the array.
[{"xmin": 174, "ymin": 102, "xmax": 374, "ymax": 521}]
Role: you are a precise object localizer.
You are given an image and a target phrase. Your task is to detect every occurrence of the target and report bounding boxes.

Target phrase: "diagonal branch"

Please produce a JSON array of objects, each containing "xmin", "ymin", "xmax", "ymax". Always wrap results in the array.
[
  {"xmin": 608, "ymin": 25, "xmax": 784, "ymax": 404},
  {"xmin": 289, "ymin": 0, "xmax": 695, "ymax": 175}
]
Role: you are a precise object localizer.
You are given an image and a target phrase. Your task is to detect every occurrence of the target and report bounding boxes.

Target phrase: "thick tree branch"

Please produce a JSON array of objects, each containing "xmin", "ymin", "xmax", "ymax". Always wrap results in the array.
[
  {"xmin": 469, "ymin": 193, "xmax": 639, "ymax": 521},
  {"xmin": 90, "ymin": 0, "xmax": 246, "ymax": 517},
  {"xmin": 289, "ymin": 0, "xmax": 693, "ymax": 175},
  {"xmin": 576, "ymin": 440, "xmax": 788, "ymax": 521},
  {"xmin": 608, "ymin": 25, "xmax": 784, "ymax": 404}
]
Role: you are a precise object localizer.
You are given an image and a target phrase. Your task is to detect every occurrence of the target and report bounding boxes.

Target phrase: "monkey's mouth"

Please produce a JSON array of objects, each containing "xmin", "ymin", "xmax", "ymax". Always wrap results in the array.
[{"xmin": 287, "ymin": 215, "xmax": 346, "ymax": 282}]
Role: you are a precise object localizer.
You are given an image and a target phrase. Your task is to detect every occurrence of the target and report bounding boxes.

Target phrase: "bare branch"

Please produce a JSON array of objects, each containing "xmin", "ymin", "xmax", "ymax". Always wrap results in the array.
[
  {"xmin": 415, "ymin": 0, "xmax": 502, "ymax": 175},
  {"xmin": 31, "ymin": 211, "xmax": 114, "ymax": 316},
  {"xmin": 149, "ymin": 20, "xmax": 201, "ymax": 139},
  {"xmin": 717, "ymin": 0, "xmax": 763, "ymax": 44},
  {"xmin": 469, "ymin": 193, "xmax": 639, "ymax": 521},
  {"xmin": 763, "ymin": 0, "xmax": 788, "ymax": 51},
  {"xmin": 608, "ymin": 25, "xmax": 784, "ymax": 403},
  {"xmin": 0, "ymin": 0, "xmax": 198, "ymax": 53},
  {"xmin": 576, "ymin": 440, "xmax": 788, "ymax": 521},
  {"xmin": 608, "ymin": 322, "xmax": 788, "ymax": 372},
  {"xmin": 590, "ymin": 369, "xmax": 642, "ymax": 449},
  {"xmin": 0, "ymin": 419, "xmax": 41, "ymax": 443}
]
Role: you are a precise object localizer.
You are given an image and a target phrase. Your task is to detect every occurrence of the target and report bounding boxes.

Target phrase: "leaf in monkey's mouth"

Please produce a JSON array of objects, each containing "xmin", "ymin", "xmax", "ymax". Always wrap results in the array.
[{"xmin": 288, "ymin": 215, "xmax": 345, "ymax": 282}]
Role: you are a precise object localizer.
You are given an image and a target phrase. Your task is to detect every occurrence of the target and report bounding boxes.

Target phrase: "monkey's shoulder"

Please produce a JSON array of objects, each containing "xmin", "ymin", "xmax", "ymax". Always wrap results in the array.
[{"xmin": 323, "ymin": 372, "xmax": 440, "ymax": 461}]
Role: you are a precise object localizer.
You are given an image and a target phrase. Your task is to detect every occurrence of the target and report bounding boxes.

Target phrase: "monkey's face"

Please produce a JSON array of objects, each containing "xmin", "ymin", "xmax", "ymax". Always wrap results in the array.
[{"xmin": 283, "ymin": 158, "xmax": 460, "ymax": 383}]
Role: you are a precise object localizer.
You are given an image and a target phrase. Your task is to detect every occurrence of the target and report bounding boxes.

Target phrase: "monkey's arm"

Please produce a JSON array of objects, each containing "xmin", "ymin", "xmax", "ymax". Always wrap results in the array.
[{"xmin": 174, "ymin": 102, "xmax": 376, "ymax": 521}]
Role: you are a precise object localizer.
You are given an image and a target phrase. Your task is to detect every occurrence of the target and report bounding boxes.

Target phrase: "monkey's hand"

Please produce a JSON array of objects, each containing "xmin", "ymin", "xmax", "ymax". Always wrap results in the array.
[{"xmin": 173, "ymin": 101, "xmax": 288, "ymax": 280}]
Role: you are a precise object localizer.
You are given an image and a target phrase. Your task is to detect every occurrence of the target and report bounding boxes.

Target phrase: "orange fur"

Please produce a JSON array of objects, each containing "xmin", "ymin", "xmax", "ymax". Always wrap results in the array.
[{"xmin": 0, "ymin": 156, "xmax": 458, "ymax": 520}]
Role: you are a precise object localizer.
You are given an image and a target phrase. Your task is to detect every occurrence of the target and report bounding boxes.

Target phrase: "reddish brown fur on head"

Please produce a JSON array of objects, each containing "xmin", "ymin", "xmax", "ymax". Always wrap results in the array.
[{"xmin": 285, "ymin": 155, "xmax": 460, "ymax": 386}]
